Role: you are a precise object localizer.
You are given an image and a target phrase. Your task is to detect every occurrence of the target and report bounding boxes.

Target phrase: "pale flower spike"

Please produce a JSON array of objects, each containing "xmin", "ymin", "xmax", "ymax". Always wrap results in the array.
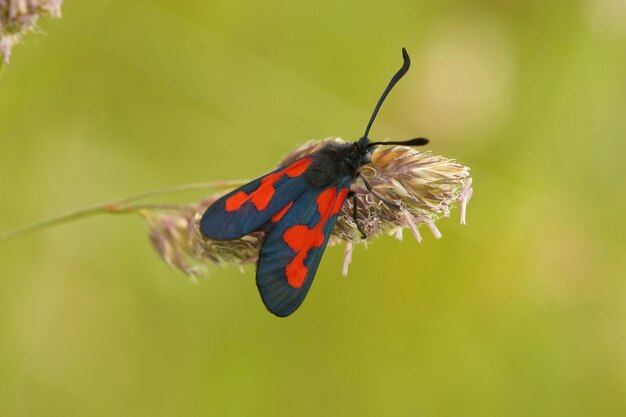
[
  {"xmin": 143, "ymin": 138, "xmax": 473, "ymax": 278},
  {"xmin": 0, "ymin": 0, "xmax": 62, "ymax": 64}
]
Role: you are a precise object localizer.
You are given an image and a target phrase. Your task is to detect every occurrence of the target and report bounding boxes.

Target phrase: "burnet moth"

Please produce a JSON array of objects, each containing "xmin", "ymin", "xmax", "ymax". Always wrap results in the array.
[{"xmin": 200, "ymin": 48, "xmax": 428, "ymax": 317}]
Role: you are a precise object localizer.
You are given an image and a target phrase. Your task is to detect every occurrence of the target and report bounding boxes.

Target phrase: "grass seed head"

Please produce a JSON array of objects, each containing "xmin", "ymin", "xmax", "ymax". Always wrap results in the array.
[
  {"xmin": 143, "ymin": 138, "xmax": 473, "ymax": 277},
  {"xmin": 0, "ymin": 0, "xmax": 62, "ymax": 64}
]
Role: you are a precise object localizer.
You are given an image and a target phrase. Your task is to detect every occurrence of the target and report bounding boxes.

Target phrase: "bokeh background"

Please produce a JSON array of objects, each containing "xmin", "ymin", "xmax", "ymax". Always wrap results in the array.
[{"xmin": 1, "ymin": 0, "xmax": 626, "ymax": 416}]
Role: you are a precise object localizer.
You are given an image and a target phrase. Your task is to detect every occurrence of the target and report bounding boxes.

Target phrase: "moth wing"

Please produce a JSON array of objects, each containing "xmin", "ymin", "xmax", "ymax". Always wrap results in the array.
[
  {"xmin": 200, "ymin": 157, "xmax": 314, "ymax": 240},
  {"xmin": 256, "ymin": 183, "xmax": 350, "ymax": 317}
]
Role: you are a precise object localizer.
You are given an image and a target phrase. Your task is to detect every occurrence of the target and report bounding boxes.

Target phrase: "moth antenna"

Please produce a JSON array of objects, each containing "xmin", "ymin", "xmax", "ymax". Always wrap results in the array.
[
  {"xmin": 369, "ymin": 137, "xmax": 429, "ymax": 147},
  {"xmin": 363, "ymin": 48, "xmax": 411, "ymax": 139}
]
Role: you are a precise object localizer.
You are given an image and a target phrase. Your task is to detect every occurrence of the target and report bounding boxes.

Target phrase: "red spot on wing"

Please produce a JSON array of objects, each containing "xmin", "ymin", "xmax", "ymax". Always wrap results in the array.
[
  {"xmin": 225, "ymin": 158, "xmax": 312, "ymax": 212},
  {"xmin": 271, "ymin": 202, "xmax": 294, "ymax": 223},
  {"xmin": 224, "ymin": 191, "xmax": 249, "ymax": 212},
  {"xmin": 283, "ymin": 187, "xmax": 348, "ymax": 288}
]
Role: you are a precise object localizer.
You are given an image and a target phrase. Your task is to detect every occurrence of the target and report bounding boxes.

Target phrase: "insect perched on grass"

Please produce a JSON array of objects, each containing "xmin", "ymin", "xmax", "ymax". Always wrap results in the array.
[{"xmin": 200, "ymin": 48, "xmax": 432, "ymax": 317}]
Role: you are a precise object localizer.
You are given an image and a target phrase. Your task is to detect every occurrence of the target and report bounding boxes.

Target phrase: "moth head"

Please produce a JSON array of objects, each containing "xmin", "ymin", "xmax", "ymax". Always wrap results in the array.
[{"xmin": 349, "ymin": 136, "xmax": 372, "ymax": 166}]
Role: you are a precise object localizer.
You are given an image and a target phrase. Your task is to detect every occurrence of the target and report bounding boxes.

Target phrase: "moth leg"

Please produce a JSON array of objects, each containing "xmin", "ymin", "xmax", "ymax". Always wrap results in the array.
[
  {"xmin": 358, "ymin": 173, "xmax": 401, "ymax": 209},
  {"xmin": 348, "ymin": 191, "xmax": 367, "ymax": 239}
]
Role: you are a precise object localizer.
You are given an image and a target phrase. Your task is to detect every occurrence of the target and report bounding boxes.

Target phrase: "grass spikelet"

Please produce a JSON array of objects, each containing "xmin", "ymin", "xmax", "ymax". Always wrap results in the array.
[
  {"xmin": 0, "ymin": 0, "xmax": 62, "ymax": 64},
  {"xmin": 142, "ymin": 138, "xmax": 473, "ymax": 277}
]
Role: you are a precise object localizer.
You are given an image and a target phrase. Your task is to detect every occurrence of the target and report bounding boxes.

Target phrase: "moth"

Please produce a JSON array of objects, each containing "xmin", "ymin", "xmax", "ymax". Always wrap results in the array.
[{"xmin": 201, "ymin": 48, "xmax": 428, "ymax": 317}]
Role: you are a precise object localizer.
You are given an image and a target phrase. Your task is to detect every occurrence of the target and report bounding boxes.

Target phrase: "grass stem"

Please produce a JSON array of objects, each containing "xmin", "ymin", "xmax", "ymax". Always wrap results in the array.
[{"xmin": 0, "ymin": 180, "xmax": 246, "ymax": 242}]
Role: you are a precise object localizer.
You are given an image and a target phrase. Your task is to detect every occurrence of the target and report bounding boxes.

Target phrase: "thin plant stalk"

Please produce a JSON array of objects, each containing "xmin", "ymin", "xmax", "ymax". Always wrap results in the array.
[{"xmin": 0, "ymin": 180, "xmax": 247, "ymax": 242}]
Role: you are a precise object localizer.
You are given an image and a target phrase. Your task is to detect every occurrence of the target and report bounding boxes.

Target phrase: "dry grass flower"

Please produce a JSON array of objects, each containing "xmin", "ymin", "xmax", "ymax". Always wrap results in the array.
[
  {"xmin": 0, "ymin": 0, "xmax": 62, "ymax": 64},
  {"xmin": 143, "ymin": 138, "xmax": 473, "ymax": 277}
]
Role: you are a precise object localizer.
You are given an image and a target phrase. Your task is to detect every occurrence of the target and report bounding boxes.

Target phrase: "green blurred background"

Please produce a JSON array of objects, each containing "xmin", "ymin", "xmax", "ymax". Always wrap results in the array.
[{"xmin": 1, "ymin": 0, "xmax": 626, "ymax": 416}]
